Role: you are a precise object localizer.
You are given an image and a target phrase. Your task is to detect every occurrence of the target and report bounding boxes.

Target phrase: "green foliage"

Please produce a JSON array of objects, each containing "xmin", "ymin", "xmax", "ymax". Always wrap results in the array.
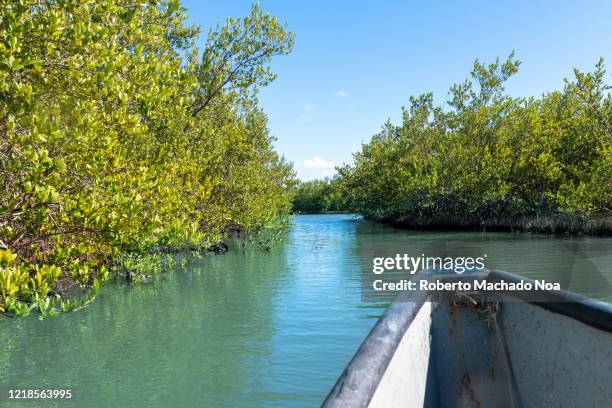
[
  {"xmin": 293, "ymin": 178, "xmax": 347, "ymax": 213},
  {"xmin": 192, "ymin": 4, "xmax": 294, "ymax": 116},
  {"xmin": 339, "ymin": 54, "xmax": 611, "ymax": 232},
  {"xmin": 0, "ymin": 1, "xmax": 295, "ymax": 316}
]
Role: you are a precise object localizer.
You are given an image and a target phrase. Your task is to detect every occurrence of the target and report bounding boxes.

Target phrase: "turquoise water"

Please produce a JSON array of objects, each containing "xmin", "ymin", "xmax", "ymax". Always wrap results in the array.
[{"xmin": 1, "ymin": 214, "xmax": 611, "ymax": 407}]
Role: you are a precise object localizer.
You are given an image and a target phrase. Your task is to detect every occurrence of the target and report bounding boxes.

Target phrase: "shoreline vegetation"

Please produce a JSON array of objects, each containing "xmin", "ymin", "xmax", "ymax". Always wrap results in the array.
[
  {"xmin": 292, "ymin": 178, "xmax": 346, "ymax": 214},
  {"xmin": 334, "ymin": 53, "xmax": 611, "ymax": 236},
  {"xmin": 1, "ymin": 3, "xmax": 610, "ymax": 319},
  {"xmin": 376, "ymin": 214, "xmax": 612, "ymax": 235},
  {"xmin": 291, "ymin": 180, "xmax": 611, "ymax": 235},
  {"xmin": 0, "ymin": 2, "xmax": 296, "ymax": 317}
]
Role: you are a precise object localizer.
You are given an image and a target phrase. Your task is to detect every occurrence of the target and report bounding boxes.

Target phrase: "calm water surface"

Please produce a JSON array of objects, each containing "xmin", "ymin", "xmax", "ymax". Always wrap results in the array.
[{"xmin": 1, "ymin": 214, "xmax": 611, "ymax": 407}]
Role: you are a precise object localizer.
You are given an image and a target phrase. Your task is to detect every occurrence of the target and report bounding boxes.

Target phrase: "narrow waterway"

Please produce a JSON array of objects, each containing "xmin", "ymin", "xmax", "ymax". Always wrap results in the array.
[{"xmin": 1, "ymin": 214, "xmax": 611, "ymax": 407}]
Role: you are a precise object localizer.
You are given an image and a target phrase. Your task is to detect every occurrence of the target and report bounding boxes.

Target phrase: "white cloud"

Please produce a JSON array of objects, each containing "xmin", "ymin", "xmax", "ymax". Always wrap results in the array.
[
  {"xmin": 303, "ymin": 103, "xmax": 316, "ymax": 112},
  {"xmin": 302, "ymin": 156, "xmax": 335, "ymax": 169},
  {"xmin": 335, "ymin": 90, "xmax": 348, "ymax": 98},
  {"xmin": 302, "ymin": 103, "xmax": 315, "ymax": 122}
]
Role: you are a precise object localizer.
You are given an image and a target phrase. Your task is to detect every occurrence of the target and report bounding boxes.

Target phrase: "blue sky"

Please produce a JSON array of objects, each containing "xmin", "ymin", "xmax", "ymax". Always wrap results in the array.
[{"xmin": 182, "ymin": 0, "xmax": 612, "ymax": 180}]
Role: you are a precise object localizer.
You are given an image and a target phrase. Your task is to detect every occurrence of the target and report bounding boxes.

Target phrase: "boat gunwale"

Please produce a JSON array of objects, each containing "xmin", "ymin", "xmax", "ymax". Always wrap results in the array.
[
  {"xmin": 321, "ymin": 269, "xmax": 612, "ymax": 407},
  {"xmin": 487, "ymin": 269, "xmax": 612, "ymax": 333},
  {"xmin": 322, "ymin": 283, "xmax": 430, "ymax": 407}
]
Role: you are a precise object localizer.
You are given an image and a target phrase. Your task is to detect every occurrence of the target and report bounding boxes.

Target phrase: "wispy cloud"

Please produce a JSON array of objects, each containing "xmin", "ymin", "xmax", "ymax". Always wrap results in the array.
[
  {"xmin": 302, "ymin": 156, "xmax": 335, "ymax": 169},
  {"xmin": 301, "ymin": 103, "xmax": 315, "ymax": 122},
  {"xmin": 303, "ymin": 103, "xmax": 316, "ymax": 112},
  {"xmin": 297, "ymin": 156, "xmax": 337, "ymax": 180},
  {"xmin": 335, "ymin": 90, "xmax": 348, "ymax": 98}
]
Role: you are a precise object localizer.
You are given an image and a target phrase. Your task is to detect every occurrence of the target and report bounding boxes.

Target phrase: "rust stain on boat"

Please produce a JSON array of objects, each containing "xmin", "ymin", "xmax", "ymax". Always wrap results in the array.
[{"xmin": 459, "ymin": 373, "xmax": 481, "ymax": 408}]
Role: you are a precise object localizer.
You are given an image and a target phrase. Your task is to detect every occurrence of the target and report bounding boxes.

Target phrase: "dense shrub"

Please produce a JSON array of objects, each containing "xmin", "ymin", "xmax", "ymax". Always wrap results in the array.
[
  {"xmin": 292, "ymin": 178, "xmax": 346, "ymax": 213},
  {"xmin": 339, "ymin": 54, "xmax": 611, "ymax": 232},
  {"xmin": 0, "ymin": 1, "xmax": 296, "ymax": 316}
]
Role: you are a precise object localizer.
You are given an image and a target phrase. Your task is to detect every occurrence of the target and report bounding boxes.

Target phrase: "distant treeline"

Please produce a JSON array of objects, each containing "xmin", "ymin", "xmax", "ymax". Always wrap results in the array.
[
  {"xmin": 0, "ymin": 2, "xmax": 295, "ymax": 316},
  {"xmin": 337, "ymin": 54, "xmax": 611, "ymax": 234},
  {"xmin": 292, "ymin": 178, "xmax": 347, "ymax": 213}
]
